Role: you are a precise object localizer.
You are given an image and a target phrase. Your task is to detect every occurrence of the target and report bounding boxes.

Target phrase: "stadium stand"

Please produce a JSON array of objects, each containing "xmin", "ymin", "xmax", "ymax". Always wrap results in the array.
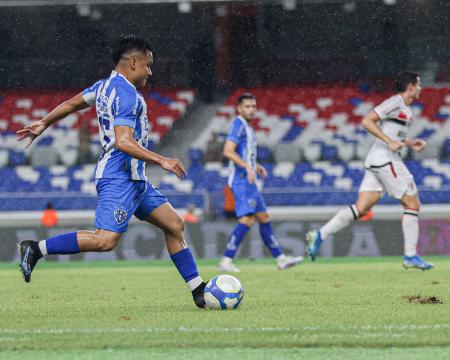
[
  {"xmin": 2, "ymin": 85, "xmax": 450, "ymax": 214},
  {"xmin": 0, "ymin": 88, "xmax": 197, "ymax": 210},
  {"xmin": 182, "ymin": 85, "xmax": 450, "ymax": 213}
]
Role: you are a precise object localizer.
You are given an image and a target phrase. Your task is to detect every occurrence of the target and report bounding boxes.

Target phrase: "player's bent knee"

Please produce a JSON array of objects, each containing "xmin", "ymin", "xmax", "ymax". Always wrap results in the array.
[
  {"xmin": 239, "ymin": 216, "xmax": 255, "ymax": 227},
  {"xmin": 96, "ymin": 234, "xmax": 120, "ymax": 252},
  {"xmin": 166, "ymin": 214, "xmax": 185, "ymax": 236},
  {"xmin": 401, "ymin": 195, "xmax": 421, "ymax": 211},
  {"xmin": 257, "ymin": 213, "xmax": 270, "ymax": 223}
]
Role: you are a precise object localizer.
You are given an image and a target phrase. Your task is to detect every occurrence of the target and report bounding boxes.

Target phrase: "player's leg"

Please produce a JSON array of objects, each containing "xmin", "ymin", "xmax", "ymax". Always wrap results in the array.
[
  {"xmin": 399, "ymin": 193, "xmax": 433, "ymax": 270},
  {"xmin": 371, "ymin": 161, "xmax": 432, "ymax": 270},
  {"xmin": 19, "ymin": 178, "xmax": 146, "ymax": 283},
  {"xmin": 19, "ymin": 229, "xmax": 121, "ymax": 283},
  {"xmin": 219, "ymin": 214, "xmax": 255, "ymax": 272},
  {"xmin": 255, "ymin": 211, "xmax": 303, "ymax": 270},
  {"xmin": 134, "ymin": 189, "xmax": 206, "ymax": 308},
  {"xmin": 306, "ymin": 170, "xmax": 382, "ymax": 260},
  {"xmin": 219, "ymin": 183, "xmax": 255, "ymax": 272}
]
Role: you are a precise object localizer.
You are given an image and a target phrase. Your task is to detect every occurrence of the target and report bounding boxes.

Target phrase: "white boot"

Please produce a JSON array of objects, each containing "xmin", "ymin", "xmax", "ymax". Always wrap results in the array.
[
  {"xmin": 276, "ymin": 254, "xmax": 303, "ymax": 270},
  {"xmin": 218, "ymin": 257, "xmax": 240, "ymax": 273},
  {"xmin": 219, "ymin": 256, "xmax": 241, "ymax": 272}
]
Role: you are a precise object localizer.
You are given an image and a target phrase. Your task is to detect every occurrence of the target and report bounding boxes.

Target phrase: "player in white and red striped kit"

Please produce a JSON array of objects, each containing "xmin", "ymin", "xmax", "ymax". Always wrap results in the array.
[{"xmin": 306, "ymin": 71, "xmax": 433, "ymax": 270}]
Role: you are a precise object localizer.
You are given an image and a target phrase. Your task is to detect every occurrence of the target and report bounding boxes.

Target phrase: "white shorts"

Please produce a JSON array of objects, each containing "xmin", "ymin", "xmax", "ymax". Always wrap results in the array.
[{"xmin": 359, "ymin": 161, "xmax": 417, "ymax": 199}]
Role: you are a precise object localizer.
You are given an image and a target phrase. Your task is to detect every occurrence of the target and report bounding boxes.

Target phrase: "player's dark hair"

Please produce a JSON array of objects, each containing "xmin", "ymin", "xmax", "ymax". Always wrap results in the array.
[
  {"xmin": 237, "ymin": 93, "xmax": 256, "ymax": 104},
  {"xmin": 395, "ymin": 70, "xmax": 420, "ymax": 93},
  {"xmin": 112, "ymin": 35, "xmax": 153, "ymax": 66}
]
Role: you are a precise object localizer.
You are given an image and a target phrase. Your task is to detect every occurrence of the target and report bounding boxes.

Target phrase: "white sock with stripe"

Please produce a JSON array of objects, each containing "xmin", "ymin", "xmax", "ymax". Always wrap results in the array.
[
  {"xmin": 38, "ymin": 240, "xmax": 48, "ymax": 256},
  {"xmin": 403, "ymin": 209, "xmax": 419, "ymax": 257},
  {"xmin": 320, "ymin": 205, "xmax": 359, "ymax": 240}
]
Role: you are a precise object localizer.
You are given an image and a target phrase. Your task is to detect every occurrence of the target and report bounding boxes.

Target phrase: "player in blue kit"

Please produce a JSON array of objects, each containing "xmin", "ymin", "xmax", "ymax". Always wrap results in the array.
[
  {"xmin": 17, "ymin": 35, "xmax": 207, "ymax": 308},
  {"xmin": 218, "ymin": 94, "xmax": 303, "ymax": 272}
]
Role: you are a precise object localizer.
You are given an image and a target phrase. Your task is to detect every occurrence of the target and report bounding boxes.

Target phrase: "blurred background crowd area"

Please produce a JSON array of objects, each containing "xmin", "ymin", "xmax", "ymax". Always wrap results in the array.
[{"xmin": 0, "ymin": 0, "xmax": 449, "ymax": 217}]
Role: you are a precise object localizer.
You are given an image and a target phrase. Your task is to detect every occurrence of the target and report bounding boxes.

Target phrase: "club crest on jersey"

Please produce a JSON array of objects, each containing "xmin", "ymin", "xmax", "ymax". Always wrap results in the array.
[{"xmin": 114, "ymin": 207, "xmax": 128, "ymax": 225}]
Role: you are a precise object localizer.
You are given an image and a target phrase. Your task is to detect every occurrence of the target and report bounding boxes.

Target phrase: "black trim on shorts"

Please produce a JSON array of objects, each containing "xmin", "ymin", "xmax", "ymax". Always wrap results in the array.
[{"xmin": 369, "ymin": 162, "xmax": 392, "ymax": 169}]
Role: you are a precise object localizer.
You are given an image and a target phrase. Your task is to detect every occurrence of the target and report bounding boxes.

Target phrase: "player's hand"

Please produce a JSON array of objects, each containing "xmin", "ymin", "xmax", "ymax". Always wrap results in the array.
[
  {"xmin": 16, "ymin": 120, "xmax": 47, "ymax": 148},
  {"xmin": 410, "ymin": 139, "xmax": 426, "ymax": 153},
  {"xmin": 387, "ymin": 139, "xmax": 404, "ymax": 152},
  {"xmin": 256, "ymin": 164, "xmax": 268, "ymax": 178},
  {"xmin": 246, "ymin": 166, "xmax": 256, "ymax": 184},
  {"xmin": 160, "ymin": 157, "xmax": 187, "ymax": 179}
]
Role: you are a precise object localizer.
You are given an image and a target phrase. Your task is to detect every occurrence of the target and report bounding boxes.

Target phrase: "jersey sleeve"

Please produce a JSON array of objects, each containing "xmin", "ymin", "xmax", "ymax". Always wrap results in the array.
[
  {"xmin": 112, "ymin": 88, "xmax": 138, "ymax": 129},
  {"xmin": 373, "ymin": 96, "xmax": 401, "ymax": 120},
  {"xmin": 82, "ymin": 80, "xmax": 102, "ymax": 106},
  {"xmin": 227, "ymin": 119, "xmax": 245, "ymax": 144}
]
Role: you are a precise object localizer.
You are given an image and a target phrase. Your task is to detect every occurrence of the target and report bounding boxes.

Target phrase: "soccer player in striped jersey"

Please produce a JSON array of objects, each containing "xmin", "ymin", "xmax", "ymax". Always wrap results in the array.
[
  {"xmin": 306, "ymin": 71, "xmax": 433, "ymax": 270},
  {"xmin": 218, "ymin": 94, "xmax": 303, "ymax": 272},
  {"xmin": 17, "ymin": 35, "xmax": 207, "ymax": 307}
]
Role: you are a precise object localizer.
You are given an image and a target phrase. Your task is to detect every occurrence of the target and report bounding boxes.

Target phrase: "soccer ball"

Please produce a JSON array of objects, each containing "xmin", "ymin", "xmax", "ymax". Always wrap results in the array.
[{"xmin": 204, "ymin": 275, "xmax": 244, "ymax": 310}]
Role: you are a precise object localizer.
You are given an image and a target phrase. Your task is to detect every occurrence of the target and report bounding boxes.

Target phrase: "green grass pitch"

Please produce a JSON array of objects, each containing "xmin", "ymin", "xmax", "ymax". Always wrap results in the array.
[{"xmin": 1, "ymin": 257, "xmax": 449, "ymax": 359}]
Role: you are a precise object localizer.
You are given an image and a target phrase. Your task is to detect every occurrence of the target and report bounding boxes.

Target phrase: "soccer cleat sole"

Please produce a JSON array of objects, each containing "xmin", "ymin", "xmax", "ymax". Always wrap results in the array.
[{"xmin": 402, "ymin": 262, "xmax": 433, "ymax": 271}]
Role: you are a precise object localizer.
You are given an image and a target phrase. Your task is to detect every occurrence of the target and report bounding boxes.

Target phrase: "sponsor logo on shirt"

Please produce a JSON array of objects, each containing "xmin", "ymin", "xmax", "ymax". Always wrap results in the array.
[{"xmin": 115, "ymin": 96, "xmax": 120, "ymax": 116}]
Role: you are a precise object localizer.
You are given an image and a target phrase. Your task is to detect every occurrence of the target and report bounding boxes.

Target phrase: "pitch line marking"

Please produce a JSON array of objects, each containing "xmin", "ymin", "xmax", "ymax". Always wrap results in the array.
[{"xmin": 0, "ymin": 324, "xmax": 448, "ymax": 336}]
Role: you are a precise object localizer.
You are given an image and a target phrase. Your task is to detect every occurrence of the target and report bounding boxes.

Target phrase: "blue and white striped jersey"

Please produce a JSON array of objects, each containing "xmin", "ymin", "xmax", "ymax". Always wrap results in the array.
[
  {"xmin": 227, "ymin": 116, "xmax": 257, "ymax": 187},
  {"xmin": 82, "ymin": 71, "xmax": 149, "ymax": 181}
]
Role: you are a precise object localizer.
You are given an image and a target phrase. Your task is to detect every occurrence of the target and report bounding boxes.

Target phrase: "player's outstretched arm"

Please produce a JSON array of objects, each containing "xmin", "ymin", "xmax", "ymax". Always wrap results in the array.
[
  {"xmin": 115, "ymin": 125, "xmax": 187, "ymax": 179},
  {"xmin": 17, "ymin": 93, "xmax": 90, "ymax": 148},
  {"xmin": 361, "ymin": 110, "xmax": 404, "ymax": 152},
  {"xmin": 223, "ymin": 140, "xmax": 255, "ymax": 184}
]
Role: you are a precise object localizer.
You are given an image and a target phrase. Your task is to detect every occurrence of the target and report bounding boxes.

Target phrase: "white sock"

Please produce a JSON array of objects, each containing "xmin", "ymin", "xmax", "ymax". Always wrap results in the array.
[
  {"xmin": 221, "ymin": 256, "xmax": 233, "ymax": 263},
  {"xmin": 403, "ymin": 209, "xmax": 419, "ymax": 257},
  {"xmin": 187, "ymin": 276, "xmax": 204, "ymax": 291},
  {"xmin": 38, "ymin": 240, "xmax": 48, "ymax": 256},
  {"xmin": 320, "ymin": 205, "xmax": 359, "ymax": 240}
]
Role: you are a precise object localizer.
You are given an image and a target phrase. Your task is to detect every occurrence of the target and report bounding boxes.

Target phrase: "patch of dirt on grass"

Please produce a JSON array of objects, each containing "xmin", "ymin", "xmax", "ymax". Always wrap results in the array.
[{"xmin": 403, "ymin": 295, "xmax": 443, "ymax": 304}]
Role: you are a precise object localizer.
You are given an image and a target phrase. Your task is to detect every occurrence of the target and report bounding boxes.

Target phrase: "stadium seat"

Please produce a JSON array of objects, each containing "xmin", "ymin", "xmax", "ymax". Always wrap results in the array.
[
  {"xmin": 274, "ymin": 144, "xmax": 301, "ymax": 163},
  {"xmin": 30, "ymin": 146, "xmax": 58, "ymax": 167},
  {"xmin": 302, "ymin": 143, "xmax": 321, "ymax": 162},
  {"xmin": 0, "ymin": 149, "xmax": 9, "ymax": 168}
]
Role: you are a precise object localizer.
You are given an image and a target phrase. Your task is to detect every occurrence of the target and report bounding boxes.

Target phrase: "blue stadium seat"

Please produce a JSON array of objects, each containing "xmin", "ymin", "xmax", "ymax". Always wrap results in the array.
[
  {"xmin": 189, "ymin": 148, "xmax": 204, "ymax": 165},
  {"xmin": 442, "ymin": 139, "xmax": 450, "ymax": 159},
  {"xmin": 9, "ymin": 150, "xmax": 26, "ymax": 166},
  {"xmin": 322, "ymin": 145, "xmax": 338, "ymax": 161},
  {"xmin": 257, "ymin": 146, "xmax": 272, "ymax": 163}
]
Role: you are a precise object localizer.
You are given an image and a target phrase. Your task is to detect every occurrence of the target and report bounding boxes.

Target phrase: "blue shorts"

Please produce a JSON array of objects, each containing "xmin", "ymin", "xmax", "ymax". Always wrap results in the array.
[
  {"xmin": 231, "ymin": 182, "xmax": 267, "ymax": 218},
  {"xmin": 95, "ymin": 178, "xmax": 168, "ymax": 233}
]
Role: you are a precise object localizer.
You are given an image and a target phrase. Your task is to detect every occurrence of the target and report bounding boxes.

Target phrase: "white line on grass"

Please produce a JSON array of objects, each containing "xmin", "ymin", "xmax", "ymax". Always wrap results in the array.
[{"xmin": 0, "ymin": 324, "xmax": 447, "ymax": 336}]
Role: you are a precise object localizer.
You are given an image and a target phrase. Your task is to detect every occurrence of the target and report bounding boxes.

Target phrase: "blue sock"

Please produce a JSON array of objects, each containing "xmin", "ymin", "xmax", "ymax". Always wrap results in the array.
[
  {"xmin": 44, "ymin": 232, "xmax": 80, "ymax": 255},
  {"xmin": 224, "ymin": 223, "xmax": 250, "ymax": 259},
  {"xmin": 259, "ymin": 222, "xmax": 283, "ymax": 258},
  {"xmin": 170, "ymin": 248, "xmax": 202, "ymax": 290}
]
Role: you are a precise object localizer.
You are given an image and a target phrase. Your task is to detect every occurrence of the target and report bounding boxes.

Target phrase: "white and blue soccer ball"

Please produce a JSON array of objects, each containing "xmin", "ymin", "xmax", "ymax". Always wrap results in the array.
[{"xmin": 204, "ymin": 275, "xmax": 244, "ymax": 310}]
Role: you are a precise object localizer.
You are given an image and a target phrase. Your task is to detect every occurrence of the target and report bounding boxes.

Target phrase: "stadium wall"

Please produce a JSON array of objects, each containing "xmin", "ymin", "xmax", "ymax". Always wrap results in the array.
[{"xmin": 1, "ymin": 206, "xmax": 449, "ymax": 262}]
